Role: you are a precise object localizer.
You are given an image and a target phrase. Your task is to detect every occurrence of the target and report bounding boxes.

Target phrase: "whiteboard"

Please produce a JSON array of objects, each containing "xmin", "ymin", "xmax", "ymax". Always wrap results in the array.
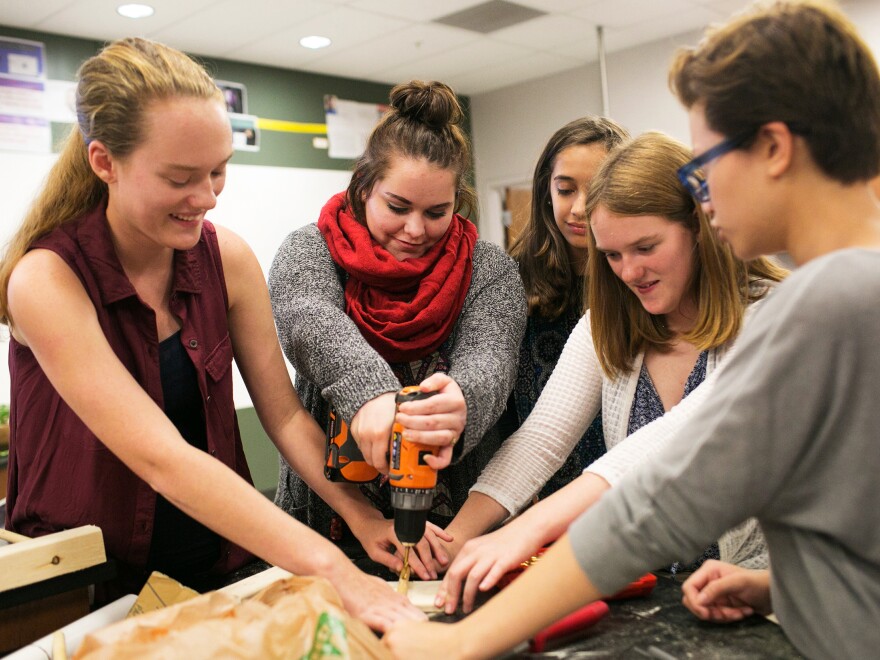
[{"xmin": 0, "ymin": 151, "xmax": 352, "ymax": 408}]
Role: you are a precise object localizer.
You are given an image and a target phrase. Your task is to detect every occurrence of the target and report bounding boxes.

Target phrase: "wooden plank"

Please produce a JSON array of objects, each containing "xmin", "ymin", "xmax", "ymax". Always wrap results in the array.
[
  {"xmin": 219, "ymin": 565, "xmax": 293, "ymax": 600},
  {"xmin": 53, "ymin": 630, "xmax": 67, "ymax": 660},
  {"xmin": 0, "ymin": 528, "xmax": 31, "ymax": 543},
  {"xmin": 0, "ymin": 526, "xmax": 106, "ymax": 592}
]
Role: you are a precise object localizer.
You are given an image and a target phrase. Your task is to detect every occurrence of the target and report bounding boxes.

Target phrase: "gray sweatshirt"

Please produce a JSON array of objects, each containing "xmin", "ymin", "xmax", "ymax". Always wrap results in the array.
[
  {"xmin": 570, "ymin": 248, "xmax": 880, "ymax": 659},
  {"xmin": 268, "ymin": 223, "xmax": 526, "ymax": 540}
]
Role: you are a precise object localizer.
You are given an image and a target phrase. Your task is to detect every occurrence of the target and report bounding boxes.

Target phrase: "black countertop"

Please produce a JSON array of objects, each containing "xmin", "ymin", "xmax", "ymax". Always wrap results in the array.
[
  {"xmin": 231, "ymin": 558, "xmax": 803, "ymax": 658},
  {"xmin": 487, "ymin": 573, "xmax": 803, "ymax": 659}
]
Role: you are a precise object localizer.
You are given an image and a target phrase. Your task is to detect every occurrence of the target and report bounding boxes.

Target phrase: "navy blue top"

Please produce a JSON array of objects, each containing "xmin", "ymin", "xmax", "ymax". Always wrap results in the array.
[{"xmin": 628, "ymin": 350, "xmax": 718, "ymax": 573}]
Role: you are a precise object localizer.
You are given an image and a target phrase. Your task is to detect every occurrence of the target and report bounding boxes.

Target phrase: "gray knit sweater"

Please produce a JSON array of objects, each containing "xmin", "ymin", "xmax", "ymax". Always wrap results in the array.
[{"xmin": 268, "ymin": 223, "xmax": 526, "ymax": 549}]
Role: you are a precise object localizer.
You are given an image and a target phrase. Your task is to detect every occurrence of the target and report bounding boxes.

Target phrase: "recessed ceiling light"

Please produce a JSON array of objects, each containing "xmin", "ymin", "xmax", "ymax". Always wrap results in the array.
[
  {"xmin": 300, "ymin": 35, "xmax": 331, "ymax": 50},
  {"xmin": 117, "ymin": 4, "xmax": 155, "ymax": 19}
]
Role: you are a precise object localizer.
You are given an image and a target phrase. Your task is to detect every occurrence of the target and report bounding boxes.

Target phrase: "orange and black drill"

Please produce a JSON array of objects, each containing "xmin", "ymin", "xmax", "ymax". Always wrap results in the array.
[
  {"xmin": 388, "ymin": 386, "xmax": 440, "ymax": 592},
  {"xmin": 324, "ymin": 386, "xmax": 440, "ymax": 592}
]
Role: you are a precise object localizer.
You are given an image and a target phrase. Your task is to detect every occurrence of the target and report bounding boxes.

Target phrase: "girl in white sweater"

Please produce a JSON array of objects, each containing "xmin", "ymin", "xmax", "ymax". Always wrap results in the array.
[{"xmin": 439, "ymin": 132, "xmax": 786, "ymax": 612}]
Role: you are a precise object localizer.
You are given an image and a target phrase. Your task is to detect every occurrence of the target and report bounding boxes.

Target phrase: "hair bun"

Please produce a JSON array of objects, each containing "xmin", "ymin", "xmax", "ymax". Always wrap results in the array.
[{"xmin": 389, "ymin": 80, "xmax": 462, "ymax": 130}]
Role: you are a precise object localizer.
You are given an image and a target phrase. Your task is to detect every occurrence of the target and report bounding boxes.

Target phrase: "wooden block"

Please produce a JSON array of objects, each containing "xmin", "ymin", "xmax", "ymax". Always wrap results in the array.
[
  {"xmin": 53, "ymin": 630, "xmax": 68, "ymax": 660},
  {"xmin": 387, "ymin": 580, "xmax": 442, "ymax": 613},
  {"xmin": 219, "ymin": 565, "xmax": 293, "ymax": 600},
  {"xmin": 0, "ymin": 526, "xmax": 106, "ymax": 592},
  {"xmin": 0, "ymin": 528, "xmax": 31, "ymax": 544}
]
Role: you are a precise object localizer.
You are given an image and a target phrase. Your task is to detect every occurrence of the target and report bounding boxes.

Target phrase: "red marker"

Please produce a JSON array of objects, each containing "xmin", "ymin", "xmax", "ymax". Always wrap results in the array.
[{"xmin": 529, "ymin": 600, "xmax": 610, "ymax": 652}]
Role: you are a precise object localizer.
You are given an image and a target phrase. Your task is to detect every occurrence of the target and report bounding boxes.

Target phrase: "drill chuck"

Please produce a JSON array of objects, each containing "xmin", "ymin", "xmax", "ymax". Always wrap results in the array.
[
  {"xmin": 394, "ymin": 508, "xmax": 430, "ymax": 545},
  {"xmin": 391, "ymin": 488, "xmax": 433, "ymax": 544}
]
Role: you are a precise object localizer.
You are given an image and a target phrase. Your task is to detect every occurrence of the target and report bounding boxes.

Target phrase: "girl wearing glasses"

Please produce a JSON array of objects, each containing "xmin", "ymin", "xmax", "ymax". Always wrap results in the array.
[
  {"xmin": 386, "ymin": 2, "xmax": 880, "ymax": 658},
  {"xmin": 437, "ymin": 131, "xmax": 786, "ymax": 614}
]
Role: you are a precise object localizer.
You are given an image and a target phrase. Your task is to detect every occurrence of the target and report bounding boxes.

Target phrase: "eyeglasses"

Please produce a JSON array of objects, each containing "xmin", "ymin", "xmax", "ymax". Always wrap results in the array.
[{"xmin": 677, "ymin": 131, "xmax": 754, "ymax": 204}]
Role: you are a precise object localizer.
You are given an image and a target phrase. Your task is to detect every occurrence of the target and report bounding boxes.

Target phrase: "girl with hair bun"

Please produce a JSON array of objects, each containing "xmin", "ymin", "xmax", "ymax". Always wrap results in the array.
[
  {"xmin": 2, "ymin": 37, "xmax": 423, "ymax": 629},
  {"xmin": 269, "ymin": 80, "xmax": 526, "ymax": 582}
]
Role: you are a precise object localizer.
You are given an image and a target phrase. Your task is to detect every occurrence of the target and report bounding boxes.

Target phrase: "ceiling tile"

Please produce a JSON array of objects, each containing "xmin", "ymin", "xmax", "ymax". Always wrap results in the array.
[
  {"xmin": 490, "ymin": 13, "xmax": 598, "ymax": 49},
  {"xmin": 378, "ymin": 39, "xmax": 531, "ymax": 87},
  {"xmin": 452, "ymin": 50, "xmax": 582, "ymax": 95},
  {"xmin": 305, "ymin": 23, "xmax": 478, "ymax": 80},
  {"xmin": 514, "ymin": 0, "xmax": 602, "ymax": 12},
  {"xmin": 694, "ymin": 0, "xmax": 753, "ymax": 17},
  {"xmin": 0, "ymin": 0, "xmax": 76, "ymax": 27},
  {"xmin": 571, "ymin": 0, "xmax": 695, "ymax": 28},
  {"xmin": 229, "ymin": 5, "xmax": 408, "ymax": 70},
  {"xmin": 543, "ymin": 28, "xmax": 601, "ymax": 63},
  {"xmin": 604, "ymin": 5, "xmax": 719, "ymax": 53},
  {"xmin": 149, "ymin": 0, "xmax": 336, "ymax": 58},
  {"xmin": 348, "ymin": 0, "xmax": 484, "ymax": 22},
  {"xmin": 28, "ymin": 0, "xmax": 217, "ymax": 42}
]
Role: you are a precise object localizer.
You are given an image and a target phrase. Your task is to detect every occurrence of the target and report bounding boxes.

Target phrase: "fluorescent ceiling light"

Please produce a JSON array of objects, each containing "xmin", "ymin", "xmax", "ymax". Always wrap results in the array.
[
  {"xmin": 300, "ymin": 35, "xmax": 331, "ymax": 50},
  {"xmin": 117, "ymin": 4, "xmax": 155, "ymax": 19}
]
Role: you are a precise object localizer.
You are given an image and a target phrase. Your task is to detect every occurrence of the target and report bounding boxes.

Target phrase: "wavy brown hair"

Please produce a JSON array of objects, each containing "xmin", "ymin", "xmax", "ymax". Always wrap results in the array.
[
  {"xmin": 346, "ymin": 80, "xmax": 476, "ymax": 224},
  {"xmin": 0, "ymin": 37, "xmax": 223, "ymax": 327},
  {"xmin": 586, "ymin": 132, "xmax": 787, "ymax": 377},
  {"xmin": 511, "ymin": 116, "xmax": 629, "ymax": 319}
]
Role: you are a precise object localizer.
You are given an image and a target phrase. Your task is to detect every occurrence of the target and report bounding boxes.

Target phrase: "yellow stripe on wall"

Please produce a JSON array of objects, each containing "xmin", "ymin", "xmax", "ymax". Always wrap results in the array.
[{"xmin": 256, "ymin": 118, "xmax": 327, "ymax": 135}]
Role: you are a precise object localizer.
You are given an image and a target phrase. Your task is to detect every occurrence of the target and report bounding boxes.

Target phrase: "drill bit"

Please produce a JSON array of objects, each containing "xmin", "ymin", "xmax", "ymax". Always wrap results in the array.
[{"xmin": 397, "ymin": 544, "xmax": 412, "ymax": 595}]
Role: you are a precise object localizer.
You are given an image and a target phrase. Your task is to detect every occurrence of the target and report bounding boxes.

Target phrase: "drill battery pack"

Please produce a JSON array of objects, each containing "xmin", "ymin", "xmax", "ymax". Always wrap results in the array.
[{"xmin": 324, "ymin": 408, "xmax": 380, "ymax": 483}]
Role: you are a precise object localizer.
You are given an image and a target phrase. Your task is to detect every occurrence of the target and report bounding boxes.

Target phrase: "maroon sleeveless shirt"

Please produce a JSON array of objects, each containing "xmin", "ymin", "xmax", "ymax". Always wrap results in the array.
[{"xmin": 6, "ymin": 201, "xmax": 254, "ymax": 589}]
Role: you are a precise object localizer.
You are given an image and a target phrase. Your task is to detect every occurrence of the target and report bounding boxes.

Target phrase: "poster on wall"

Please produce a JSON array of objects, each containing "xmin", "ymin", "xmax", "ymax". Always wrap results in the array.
[
  {"xmin": 0, "ymin": 36, "xmax": 45, "ymax": 77},
  {"xmin": 324, "ymin": 94, "xmax": 387, "ymax": 159},
  {"xmin": 230, "ymin": 113, "xmax": 259, "ymax": 152},
  {"xmin": 216, "ymin": 79, "xmax": 248, "ymax": 115},
  {"xmin": 0, "ymin": 36, "xmax": 50, "ymax": 153}
]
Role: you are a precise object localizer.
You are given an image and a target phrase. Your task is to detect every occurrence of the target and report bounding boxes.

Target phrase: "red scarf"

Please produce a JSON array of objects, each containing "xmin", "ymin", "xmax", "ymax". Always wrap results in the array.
[{"xmin": 317, "ymin": 191, "xmax": 477, "ymax": 363}]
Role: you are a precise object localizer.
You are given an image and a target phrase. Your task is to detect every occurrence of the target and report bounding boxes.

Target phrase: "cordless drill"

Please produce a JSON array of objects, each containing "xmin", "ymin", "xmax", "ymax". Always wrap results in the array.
[
  {"xmin": 388, "ymin": 386, "xmax": 440, "ymax": 594},
  {"xmin": 323, "ymin": 386, "xmax": 440, "ymax": 592}
]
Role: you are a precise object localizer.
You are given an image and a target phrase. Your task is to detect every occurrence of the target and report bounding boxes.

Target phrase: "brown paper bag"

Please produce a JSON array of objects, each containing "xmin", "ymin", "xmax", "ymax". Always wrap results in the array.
[{"xmin": 74, "ymin": 576, "xmax": 390, "ymax": 659}]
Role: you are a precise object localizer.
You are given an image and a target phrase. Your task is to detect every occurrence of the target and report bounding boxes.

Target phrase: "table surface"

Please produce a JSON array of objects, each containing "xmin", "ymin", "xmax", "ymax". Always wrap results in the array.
[
  {"xmin": 230, "ymin": 558, "xmax": 804, "ymax": 658},
  {"xmin": 434, "ymin": 572, "xmax": 803, "ymax": 659}
]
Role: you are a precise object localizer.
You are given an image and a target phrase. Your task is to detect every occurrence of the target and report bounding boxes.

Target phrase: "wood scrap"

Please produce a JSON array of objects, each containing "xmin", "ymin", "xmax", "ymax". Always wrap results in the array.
[{"xmin": 0, "ymin": 525, "xmax": 106, "ymax": 592}]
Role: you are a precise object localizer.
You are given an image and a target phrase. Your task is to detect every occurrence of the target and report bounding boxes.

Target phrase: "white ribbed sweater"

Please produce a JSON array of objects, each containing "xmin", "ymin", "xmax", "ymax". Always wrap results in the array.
[{"xmin": 472, "ymin": 298, "xmax": 770, "ymax": 568}]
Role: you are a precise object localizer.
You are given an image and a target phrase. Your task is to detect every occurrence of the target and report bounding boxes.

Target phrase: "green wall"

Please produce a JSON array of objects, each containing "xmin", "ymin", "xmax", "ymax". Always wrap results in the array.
[
  {"xmin": 237, "ymin": 408, "xmax": 278, "ymax": 498},
  {"xmin": 1, "ymin": 25, "xmax": 471, "ymax": 497}
]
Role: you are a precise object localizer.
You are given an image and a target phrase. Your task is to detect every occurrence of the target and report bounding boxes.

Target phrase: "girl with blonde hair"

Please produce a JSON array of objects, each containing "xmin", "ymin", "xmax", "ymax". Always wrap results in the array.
[{"xmin": 2, "ymin": 37, "xmax": 421, "ymax": 629}]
